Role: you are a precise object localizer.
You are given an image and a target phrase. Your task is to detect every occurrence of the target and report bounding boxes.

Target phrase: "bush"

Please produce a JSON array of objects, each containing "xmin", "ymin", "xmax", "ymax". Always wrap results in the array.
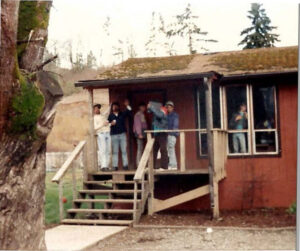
[{"xmin": 287, "ymin": 201, "xmax": 296, "ymax": 214}]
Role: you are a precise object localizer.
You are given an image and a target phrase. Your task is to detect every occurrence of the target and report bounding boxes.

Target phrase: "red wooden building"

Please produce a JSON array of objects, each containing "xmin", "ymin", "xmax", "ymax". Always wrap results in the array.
[{"xmin": 53, "ymin": 46, "xmax": 297, "ymax": 226}]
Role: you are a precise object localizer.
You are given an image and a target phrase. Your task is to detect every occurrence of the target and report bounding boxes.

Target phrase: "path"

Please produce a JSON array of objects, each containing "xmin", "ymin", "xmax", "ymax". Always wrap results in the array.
[{"xmin": 45, "ymin": 225, "xmax": 127, "ymax": 251}]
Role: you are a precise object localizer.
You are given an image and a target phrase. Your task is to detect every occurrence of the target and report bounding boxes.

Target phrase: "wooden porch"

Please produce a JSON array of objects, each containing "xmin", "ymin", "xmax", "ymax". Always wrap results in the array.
[{"xmin": 51, "ymin": 76, "xmax": 228, "ymax": 226}]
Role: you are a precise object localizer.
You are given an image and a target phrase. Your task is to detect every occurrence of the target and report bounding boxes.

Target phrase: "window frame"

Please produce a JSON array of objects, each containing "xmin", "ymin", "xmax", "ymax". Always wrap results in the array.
[
  {"xmin": 250, "ymin": 84, "xmax": 279, "ymax": 155},
  {"xmin": 196, "ymin": 82, "xmax": 280, "ymax": 157}
]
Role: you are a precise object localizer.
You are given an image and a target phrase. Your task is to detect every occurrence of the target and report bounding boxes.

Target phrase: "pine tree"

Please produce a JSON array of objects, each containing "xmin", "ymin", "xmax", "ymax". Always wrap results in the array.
[{"xmin": 239, "ymin": 3, "xmax": 280, "ymax": 49}]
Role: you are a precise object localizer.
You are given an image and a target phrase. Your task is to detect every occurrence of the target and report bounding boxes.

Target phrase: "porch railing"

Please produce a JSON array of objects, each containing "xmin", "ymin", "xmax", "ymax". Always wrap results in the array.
[{"xmin": 51, "ymin": 140, "xmax": 87, "ymax": 222}]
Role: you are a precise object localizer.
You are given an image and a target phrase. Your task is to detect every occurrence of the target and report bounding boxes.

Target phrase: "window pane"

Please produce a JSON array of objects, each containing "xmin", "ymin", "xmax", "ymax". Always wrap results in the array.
[
  {"xmin": 228, "ymin": 132, "xmax": 249, "ymax": 154},
  {"xmin": 226, "ymin": 86, "xmax": 248, "ymax": 130},
  {"xmin": 198, "ymin": 84, "xmax": 221, "ymax": 129},
  {"xmin": 200, "ymin": 133, "xmax": 208, "ymax": 155},
  {"xmin": 255, "ymin": 131, "xmax": 276, "ymax": 153},
  {"xmin": 199, "ymin": 84, "xmax": 206, "ymax": 129},
  {"xmin": 253, "ymin": 86, "xmax": 276, "ymax": 129},
  {"xmin": 212, "ymin": 85, "xmax": 221, "ymax": 128}
]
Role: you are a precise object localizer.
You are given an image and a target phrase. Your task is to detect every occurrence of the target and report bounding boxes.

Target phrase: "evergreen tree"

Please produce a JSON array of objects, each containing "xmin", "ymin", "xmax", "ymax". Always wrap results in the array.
[{"xmin": 239, "ymin": 3, "xmax": 280, "ymax": 49}]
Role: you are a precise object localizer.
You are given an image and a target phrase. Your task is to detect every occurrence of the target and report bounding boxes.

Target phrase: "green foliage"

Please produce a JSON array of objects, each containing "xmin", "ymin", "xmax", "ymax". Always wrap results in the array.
[
  {"xmin": 239, "ymin": 3, "xmax": 280, "ymax": 49},
  {"xmin": 165, "ymin": 3, "xmax": 217, "ymax": 54},
  {"xmin": 287, "ymin": 201, "xmax": 296, "ymax": 214},
  {"xmin": 11, "ymin": 77, "xmax": 44, "ymax": 137},
  {"xmin": 17, "ymin": 1, "xmax": 50, "ymax": 59}
]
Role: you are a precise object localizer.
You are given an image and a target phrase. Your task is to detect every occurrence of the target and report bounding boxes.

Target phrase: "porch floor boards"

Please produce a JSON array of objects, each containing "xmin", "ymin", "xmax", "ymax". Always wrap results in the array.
[{"xmin": 90, "ymin": 168, "xmax": 209, "ymax": 176}]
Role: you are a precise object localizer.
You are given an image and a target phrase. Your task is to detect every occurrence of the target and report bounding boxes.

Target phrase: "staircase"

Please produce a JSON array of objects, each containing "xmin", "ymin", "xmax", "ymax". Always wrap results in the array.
[{"xmin": 62, "ymin": 171, "xmax": 147, "ymax": 226}]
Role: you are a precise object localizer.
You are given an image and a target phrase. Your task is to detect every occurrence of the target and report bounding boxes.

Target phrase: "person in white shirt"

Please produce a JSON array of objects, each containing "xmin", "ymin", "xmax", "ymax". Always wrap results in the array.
[{"xmin": 94, "ymin": 104, "xmax": 113, "ymax": 171}]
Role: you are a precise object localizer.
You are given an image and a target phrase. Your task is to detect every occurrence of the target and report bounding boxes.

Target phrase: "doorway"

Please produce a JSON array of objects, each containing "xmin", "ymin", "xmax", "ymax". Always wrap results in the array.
[{"xmin": 128, "ymin": 89, "xmax": 167, "ymax": 169}]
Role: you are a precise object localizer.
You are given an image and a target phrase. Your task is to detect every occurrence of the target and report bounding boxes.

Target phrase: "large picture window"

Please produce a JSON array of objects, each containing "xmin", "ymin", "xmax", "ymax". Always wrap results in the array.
[{"xmin": 197, "ymin": 82, "xmax": 279, "ymax": 157}]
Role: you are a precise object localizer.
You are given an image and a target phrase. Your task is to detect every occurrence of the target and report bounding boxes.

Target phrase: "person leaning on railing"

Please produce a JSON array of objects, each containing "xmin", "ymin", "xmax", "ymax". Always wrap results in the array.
[{"xmin": 147, "ymin": 101, "xmax": 168, "ymax": 170}]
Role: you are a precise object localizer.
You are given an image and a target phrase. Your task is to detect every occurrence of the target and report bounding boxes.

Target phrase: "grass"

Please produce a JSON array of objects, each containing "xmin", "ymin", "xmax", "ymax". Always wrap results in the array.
[{"xmin": 45, "ymin": 171, "xmax": 106, "ymax": 224}]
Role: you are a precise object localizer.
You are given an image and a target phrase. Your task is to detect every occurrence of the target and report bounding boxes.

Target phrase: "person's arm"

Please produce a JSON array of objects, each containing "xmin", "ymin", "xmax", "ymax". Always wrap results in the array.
[
  {"xmin": 173, "ymin": 114, "xmax": 179, "ymax": 130},
  {"xmin": 148, "ymin": 105, "xmax": 165, "ymax": 119},
  {"xmin": 134, "ymin": 113, "xmax": 142, "ymax": 136}
]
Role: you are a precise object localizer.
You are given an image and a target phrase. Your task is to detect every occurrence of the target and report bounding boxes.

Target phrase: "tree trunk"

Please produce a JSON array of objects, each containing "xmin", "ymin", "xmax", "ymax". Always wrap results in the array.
[{"xmin": 0, "ymin": 1, "xmax": 62, "ymax": 250}]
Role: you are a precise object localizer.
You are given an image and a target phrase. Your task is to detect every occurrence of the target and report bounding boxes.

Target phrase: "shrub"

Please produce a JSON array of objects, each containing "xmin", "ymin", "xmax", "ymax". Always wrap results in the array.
[{"xmin": 287, "ymin": 201, "xmax": 296, "ymax": 214}]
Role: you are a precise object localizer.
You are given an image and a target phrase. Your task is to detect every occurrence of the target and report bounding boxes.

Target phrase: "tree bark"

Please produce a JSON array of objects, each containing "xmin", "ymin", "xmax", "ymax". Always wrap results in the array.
[{"xmin": 0, "ymin": 1, "xmax": 62, "ymax": 250}]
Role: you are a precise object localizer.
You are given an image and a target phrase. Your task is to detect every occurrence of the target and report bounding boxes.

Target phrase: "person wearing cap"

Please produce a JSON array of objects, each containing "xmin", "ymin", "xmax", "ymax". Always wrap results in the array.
[
  {"xmin": 166, "ymin": 101, "xmax": 179, "ymax": 170},
  {"xmin": 133, "ymin": 102, "xmax": 148, "ymax": 167},
  {"xmin": 147, "ymin": 101, "xmax": 168, "ymax": 170},
  {"xmin": 94, "ymin": 103, "xmax": 111, "ymax": 172}
]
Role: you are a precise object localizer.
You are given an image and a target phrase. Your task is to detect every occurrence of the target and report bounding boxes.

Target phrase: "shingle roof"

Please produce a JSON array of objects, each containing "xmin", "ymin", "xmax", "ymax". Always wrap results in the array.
[{"xmin": 97, "ymin": 46, "xmax": 297, "ymax": 80}]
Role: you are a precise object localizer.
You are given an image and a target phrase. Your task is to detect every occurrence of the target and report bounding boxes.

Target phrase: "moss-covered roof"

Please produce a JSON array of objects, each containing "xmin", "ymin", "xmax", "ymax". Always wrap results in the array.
[{"xmin": 98, "ymin": 46, "xmax": 297, "ymax": 80}]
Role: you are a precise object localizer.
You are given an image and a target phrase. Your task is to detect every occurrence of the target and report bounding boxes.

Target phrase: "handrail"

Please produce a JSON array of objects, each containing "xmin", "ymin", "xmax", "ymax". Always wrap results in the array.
[
  {"xmin": 144, "ymin": 128, "xmax": 226, "ymax": 133},
  {"xmin": 134, "ymin": 138, "xmax": 155, "ymax": 181},
  {"xmin": 52, "ymin": 140, "xmax": 86, "ymax": 183}
]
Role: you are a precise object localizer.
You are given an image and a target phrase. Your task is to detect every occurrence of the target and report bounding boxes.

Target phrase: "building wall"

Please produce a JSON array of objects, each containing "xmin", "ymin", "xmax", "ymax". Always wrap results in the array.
[{"xmin": 108, "ymin": 79, "xmax": 297, "ymax": 210}]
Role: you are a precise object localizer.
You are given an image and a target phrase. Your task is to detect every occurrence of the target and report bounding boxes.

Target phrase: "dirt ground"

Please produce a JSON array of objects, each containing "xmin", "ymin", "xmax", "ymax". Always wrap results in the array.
[
  {"xmin": 139, "ymin": 208, "xmax": 296, "ymax": 228},
  {"xmin": 86, "ymin": 210, "xmax": 295, "ymax": 251},
  {"xmin": 88, "ymin": 227, "xmax": 295, "ymax": 251}
]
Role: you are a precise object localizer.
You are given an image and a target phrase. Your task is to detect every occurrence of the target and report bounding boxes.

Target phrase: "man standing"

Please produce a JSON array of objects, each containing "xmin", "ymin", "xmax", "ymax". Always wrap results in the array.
[
  {"xmin": 229, "ymin": 103, "xmax": 248, "ymax": 153},
  {"xmin": 94, "ymin": 104, "xmax": 111, "ymax": 171},
  {"xmin": 148, "ymin": 101, "xmax": 168, "ymax": 170},
  {"xmin": 108, "ymin": 99, "xmax": 132, "ymax": 171},
  {"xmin": 133, "ymin": 102, "xmax": 148, "ymax": 167},
  {"xmin": 166, "ymin": 101, "xmax": 179, "ymax": 170}
]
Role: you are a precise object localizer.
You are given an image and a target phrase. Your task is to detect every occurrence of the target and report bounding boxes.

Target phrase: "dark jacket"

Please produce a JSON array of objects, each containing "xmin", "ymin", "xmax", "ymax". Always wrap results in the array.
[
  {"xmin": 108, "ymin": 108, "xmax": 131, "ymax": 135},
  {"xmin": 148, "ymin": 105, "xmax": 168, "ymax": 132},
  {"xmin": 167, "ymin": 112, "xmax": 179, "ymax": 137}
]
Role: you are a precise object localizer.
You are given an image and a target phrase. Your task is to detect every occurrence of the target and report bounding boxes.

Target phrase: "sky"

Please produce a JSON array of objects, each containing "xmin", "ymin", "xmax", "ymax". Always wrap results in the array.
[{"xmin": 46, "ymin": 0, "xmax": 299, "ymax": 67}]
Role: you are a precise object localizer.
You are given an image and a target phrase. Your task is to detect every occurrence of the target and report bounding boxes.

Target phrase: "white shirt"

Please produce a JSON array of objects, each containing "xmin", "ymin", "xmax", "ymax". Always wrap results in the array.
[{"xmin": 94, "ymin": 106, "xmax": 110, "ymax": 133}]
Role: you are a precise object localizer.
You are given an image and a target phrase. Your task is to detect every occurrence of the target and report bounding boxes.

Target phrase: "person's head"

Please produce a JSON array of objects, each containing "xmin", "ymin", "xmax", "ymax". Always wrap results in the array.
[
  {"xmin": 239, "ymin": 103, "xmax": 247, "ymax": 112},
  {"xmin": 138, "ymin": 102, "xmax": 146, "ymax": 112},
  {"xmin": 93, "ymin": 104, "xmax": 101, "ymax": 114},
  {"xmin": 165, "ymin": 101, "xmax": 174, "ymax": 113},
  {"xmin": 111, "ymin": 102, "xmax": 120, "ymax": 113}
]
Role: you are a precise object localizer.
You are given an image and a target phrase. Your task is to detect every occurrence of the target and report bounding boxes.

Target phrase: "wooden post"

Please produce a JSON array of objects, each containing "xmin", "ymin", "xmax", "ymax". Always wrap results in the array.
[
  {"xmin": 180, "ymin": 132, "xmax": 186, "ymax": 171},
  {"xmin": 148, "ymin": 135, "xmax": 154, "ymax": 215},
  {"xmin": 58, "ymin": 180, "xmax": 64, "ymax": 221},
  {"xmin": 83, "ymin": 143, "xmax": 88, "ymax": 182},
  {"xmin": 72, "ymin": 163, "xmax": 77, "ymax": 201},
  {"xmin": 133, "ymin": 181, "xmax": 138, "ymax": 224},
  {"xmin": 204, "ymin": 77, "xmax": 219, "ymax": 219},
  {"xmin": 87, "ymin": 89, "xmax": 97, "ymax": 173}
]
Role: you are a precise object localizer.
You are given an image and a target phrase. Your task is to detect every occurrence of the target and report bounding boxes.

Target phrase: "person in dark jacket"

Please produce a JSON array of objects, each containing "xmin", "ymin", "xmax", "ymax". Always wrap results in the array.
[
  {"xmin": 108, "ymin": 99, "xmax": 132, "ymax": 171},
  {"xmin": 147, "ymin": 101, "xmax": 168, "ymax": 170},
  {"xmin": 166, "ymin": 101, "xmax": 179, "ymax": 170}
]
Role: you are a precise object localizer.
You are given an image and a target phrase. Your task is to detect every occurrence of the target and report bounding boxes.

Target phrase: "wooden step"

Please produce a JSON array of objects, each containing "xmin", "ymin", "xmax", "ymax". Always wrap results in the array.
[
  {"xmin": 91, "ymin": 171, "xmax": 136, "ymax": 175},
  {"xmin": 67, "ymin": 208, "xmax": 134, "ymax": 214},
  {"xmin": 78, "ymin": 189, "xmax": 141, "ymax": 195},
  {"xmin": 74, "ymin": 198, "xmax": 140, "ymax": 203},
  {"xmin": 62, "ymin": 218, "xmax": 133, "ymax": 226},
  {"xmin": 84, "ymin": 180, "xmax": 142, "ymax": 185}
]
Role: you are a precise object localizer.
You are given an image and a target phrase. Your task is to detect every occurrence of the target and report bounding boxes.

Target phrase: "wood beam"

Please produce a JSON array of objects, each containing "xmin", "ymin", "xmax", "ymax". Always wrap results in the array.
[{"xmin": 153, "ymin": 185, "xmax": 210, "ymax": 213}]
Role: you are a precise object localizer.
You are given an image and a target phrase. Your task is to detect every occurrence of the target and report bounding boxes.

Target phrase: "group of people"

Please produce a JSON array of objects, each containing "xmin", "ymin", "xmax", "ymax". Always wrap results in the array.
[{"xmin": 93, "ymin": 99, "xmax": 179, "ymax": 171}]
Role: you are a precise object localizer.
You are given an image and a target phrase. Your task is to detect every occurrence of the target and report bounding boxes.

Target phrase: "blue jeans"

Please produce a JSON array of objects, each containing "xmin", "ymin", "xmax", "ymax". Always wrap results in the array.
[
  {"xmin": 136, "ymin": 138, "xmax": 145, "ymax": 167},
  {"xmin": 233, "ymin": 133, "xmax": 246, "ymax": 153},
  {"xmin": 167, "ymin": 135, "xmax": 177, "ymax": 167},
  {"xmin": 96, "ymin": 132, "xmax": 111, "ymax": 168},
  {"xmin": 111, "ymin": 133, "xmax": 128, "ymax": 168}
]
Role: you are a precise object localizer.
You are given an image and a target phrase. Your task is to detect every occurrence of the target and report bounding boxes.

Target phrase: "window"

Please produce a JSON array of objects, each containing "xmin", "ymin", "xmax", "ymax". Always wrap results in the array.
[
  {"xmin": 252, "ymin": 85, "xmax": 278, "ymax": 154},
  {"xmin": 225, "ymin": 84, "xmax": 278, "ymax": 156},
  {"xmin": 197, "ymin": 83, "xmax": 222, "ymax": 156},
  {"xmin": 196, "ymin": 82, "xmax": 279, "ymax": 157},
  {"xmin": 226, "ymin": 85, "xmax": 250, "ymax": 155}
]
